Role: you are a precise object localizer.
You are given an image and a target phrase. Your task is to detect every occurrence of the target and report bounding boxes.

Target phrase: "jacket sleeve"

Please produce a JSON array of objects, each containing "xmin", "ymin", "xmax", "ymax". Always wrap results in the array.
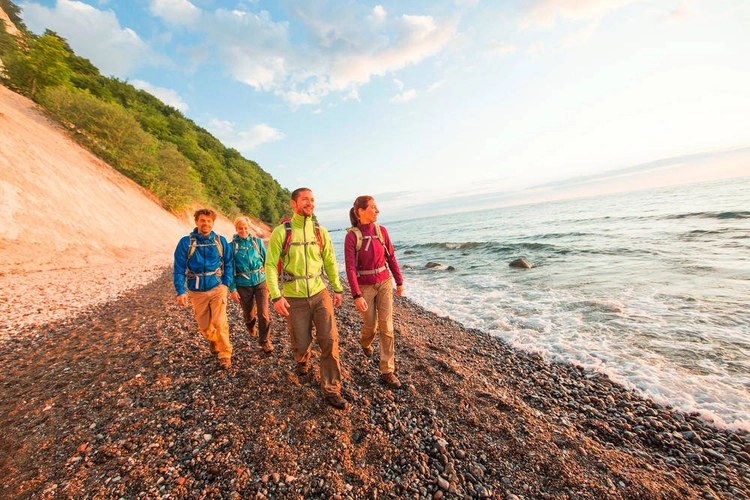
[
  {"xmin": 221, "ymin": 236, "xmax": 234, "ymax": 288},
  {"xmin": 264, "ymin": 227, "xmax": 284, "ymax": 300},
  {"xmin": 382, "ymin": 227, "xmax": 403, "ymax": 286},
  {"xmin": 320, "ymin": 227, "xmax": 343, "ymax": 293},
  {"xmin": 173, "ymin": 236, "xmax": 190, "ymax": 295},
  {"xmin": 343, "ymin": 231, "xmax": 361, "ymax": 297},
  {"xmin": 258, "ymin": 236, "xmax": 267, "ymax": 264}
]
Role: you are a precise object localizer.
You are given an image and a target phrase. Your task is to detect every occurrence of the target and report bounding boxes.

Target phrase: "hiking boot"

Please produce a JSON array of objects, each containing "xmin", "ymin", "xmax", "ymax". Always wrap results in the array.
[
  {"xmin": 296, "ymin": 362, "xmax": 309, "ymax": 375},
  {"xmin": 261, "ymin": 343, "xmax": 274, "ymax": 354},
  {"xmin": 381, "ymin": 372, "xmax": 401, "ymax": 389},
  {"xmin": 325, "ymin": 394, "xmax": 348, "ymax": 410},
  {"xmin": 249, "ymin": 329, "xmax": 258, "ymax": 338},
  {"xmin": 362, "ymin": 345, "xmax": 374, "ymax": 358},
  {"xmin": 218, "ymin": 357, "xmax": 231, "ymax": 370},
  {"xmin": 208, "ymin": 341, "xmax": 218, "ymax": 353}
]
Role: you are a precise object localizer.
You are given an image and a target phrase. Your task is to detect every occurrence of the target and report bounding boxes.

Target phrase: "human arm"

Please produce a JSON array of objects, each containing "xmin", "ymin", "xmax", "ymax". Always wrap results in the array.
[
  {"xmin": 264, "ymin": 227, "xmax": 284, "ymax": 301},
  {"xmin": 220, "ymin": 236, "xmax": 234, "ymax": 288},
  {"xmin": 173, "ymin": 236, "xmax": 190, "ymax": 298},
  {"xmin": 382, "ymin": 227, "xmax": 404, "ymax": 293}
]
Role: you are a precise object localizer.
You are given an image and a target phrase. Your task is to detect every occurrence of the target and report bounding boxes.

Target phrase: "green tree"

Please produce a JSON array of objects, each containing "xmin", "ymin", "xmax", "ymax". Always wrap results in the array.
[{"xmin": 3, "ymin": 33, "xmax": 71, "ymax": 97}]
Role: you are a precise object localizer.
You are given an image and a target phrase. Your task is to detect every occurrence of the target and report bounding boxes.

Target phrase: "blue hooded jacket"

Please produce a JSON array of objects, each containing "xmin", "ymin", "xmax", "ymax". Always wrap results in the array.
[
  {"xmin": 229, "ymin": 234, "xmax": 266, "ymax": 290},
  {"xmin": 173, "ymin": 228, "xmax": 233, "ymax": 295}
]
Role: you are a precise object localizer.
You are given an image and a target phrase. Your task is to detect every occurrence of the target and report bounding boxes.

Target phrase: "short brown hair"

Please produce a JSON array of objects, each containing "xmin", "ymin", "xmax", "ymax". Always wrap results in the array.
[
  {"xmin": 291, "ymin": 187, "xmax": 311, "ymax": 201},
  {"xmin": 194, "ymin": 208, "xmax": 217, "ymax": 222}
]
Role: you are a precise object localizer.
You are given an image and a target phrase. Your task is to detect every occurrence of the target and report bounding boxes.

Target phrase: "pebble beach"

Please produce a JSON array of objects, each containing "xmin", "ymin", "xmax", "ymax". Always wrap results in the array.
[{"xmin": 0, "ymin": 266, "xmax": 749, "ymax": 499}]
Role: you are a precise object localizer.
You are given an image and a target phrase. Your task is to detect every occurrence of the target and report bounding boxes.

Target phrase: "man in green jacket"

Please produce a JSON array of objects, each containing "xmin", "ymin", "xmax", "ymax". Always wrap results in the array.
[{"xmin": 265, "ymin": 187, "xmax": 347, "ymax": 410}]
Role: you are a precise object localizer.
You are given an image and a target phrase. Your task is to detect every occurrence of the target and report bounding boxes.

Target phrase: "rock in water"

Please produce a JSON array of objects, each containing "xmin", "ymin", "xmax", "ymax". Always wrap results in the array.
[{"xmin": 509, "ymin": 257, "xmax": 532, "ymax": 269}]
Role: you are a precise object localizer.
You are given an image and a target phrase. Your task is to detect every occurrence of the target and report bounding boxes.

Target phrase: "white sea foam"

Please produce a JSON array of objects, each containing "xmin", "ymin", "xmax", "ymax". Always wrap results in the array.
[{"xmin": 331, "ymin": 177, "xmax": 750, "ymax": 430}]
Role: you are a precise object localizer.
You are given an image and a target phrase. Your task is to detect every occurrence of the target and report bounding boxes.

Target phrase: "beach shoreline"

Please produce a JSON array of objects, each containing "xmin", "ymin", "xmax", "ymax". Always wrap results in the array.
[{"xmin": 0, "ymin": 266, "xmax": 748, "ymax": 499}]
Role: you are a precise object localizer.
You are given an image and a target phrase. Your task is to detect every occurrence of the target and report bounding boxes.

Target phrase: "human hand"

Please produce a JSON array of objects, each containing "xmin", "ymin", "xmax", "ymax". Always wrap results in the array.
[
  {"xmin": 355, "ymin": 296, "xmax": 368, "ymax": 312},
  {"xmin": 273, "ymin": 297, "xmax": 290, "ymax": 317},
  {"xmin": 396, "ymin": 284, "xmax": 404, "ymax": 297},
  {"xmin": 177, "ymin": 294, "xmax": 189, "ymax": 307},
  {"xmin": 333, "ymin": 292, "xmax": 343, "ymax": 308},
  {"xmin": 230, "ymin": 291, "xmax": 240, "ymax": 302}
]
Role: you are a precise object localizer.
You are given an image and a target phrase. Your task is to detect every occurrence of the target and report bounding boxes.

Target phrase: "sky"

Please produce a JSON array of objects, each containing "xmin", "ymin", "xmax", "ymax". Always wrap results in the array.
[{"xmin": 16, "ymin": 0, "xmax": 750, "ymax": 227}]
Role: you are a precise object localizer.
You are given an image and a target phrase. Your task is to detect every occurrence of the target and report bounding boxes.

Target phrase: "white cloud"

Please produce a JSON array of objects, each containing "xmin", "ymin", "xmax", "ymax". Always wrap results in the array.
[
  {"xmin": 662, "ymin": 0, "xmax": 697, "ymax": 23},
  {"xmin": 197, "ymin": 6, "xmax": 455, "ymax": 106},
  {"xmin": 372, "ymin": 5, "xmax": 387, "ymax": 21},
  {"xmin": 520, "ymin": 0, "xmax": 638, "ymax": 30},
  {"xmin": 148, "ymin": 0, "xmax": 201, "ymax": 26},
  {"xmin": 561, "ymin": 21, "xmax": 599, "ymax": 48},
  {"xmin": 208, "ymin": 9, "xmax": 290, "ymax": 92},
  {"xmin": 131, "ymin": 80, "xmax": 189, "ymax": 112},
  {"xmin": 390, "ymin": 88, "xmax": 417, "ymax": 103},
  {"xmin": 394, "ymin": 78, "xmax": 404, "ymax": 90},
  {"xmin": 20, "ymin": 0, "xmax": 155, "ymax": 76},
  {"xmin": 207, "ymin": 119, "xmax": 285, "ymax": 152},
  {"xmin": 427, "ymin": 79, "xmax": 445, "ymax": 92},
  {"xmin": 486, "ymin": 41, "xmax": 516, "ymax": 57}
]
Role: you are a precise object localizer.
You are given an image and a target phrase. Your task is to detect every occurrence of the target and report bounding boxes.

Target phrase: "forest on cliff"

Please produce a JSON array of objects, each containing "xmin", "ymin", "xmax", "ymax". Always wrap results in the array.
[{"xmin": 0, "ymin": 0, "xmax": 290, "ymax": 223}]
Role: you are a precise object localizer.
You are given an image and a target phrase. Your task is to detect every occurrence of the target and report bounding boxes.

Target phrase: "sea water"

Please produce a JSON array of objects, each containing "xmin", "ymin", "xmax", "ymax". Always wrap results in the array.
[{"xmin": 329, "ymin": 176, "xmax": 750, "ymax": 430}]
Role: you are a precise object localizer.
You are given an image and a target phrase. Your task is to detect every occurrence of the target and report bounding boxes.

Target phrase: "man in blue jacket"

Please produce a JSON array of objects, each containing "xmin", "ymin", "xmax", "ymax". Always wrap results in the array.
[{"xmin": 174, "ymin": 208, "xmax": 234, "ymax": 369}]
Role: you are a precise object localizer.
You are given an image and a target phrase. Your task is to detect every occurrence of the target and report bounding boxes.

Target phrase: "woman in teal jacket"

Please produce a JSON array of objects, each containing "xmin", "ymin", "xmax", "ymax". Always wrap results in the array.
[{"xmin": 229, "ymin": 216, "xmax": 273, "ymax": 353}]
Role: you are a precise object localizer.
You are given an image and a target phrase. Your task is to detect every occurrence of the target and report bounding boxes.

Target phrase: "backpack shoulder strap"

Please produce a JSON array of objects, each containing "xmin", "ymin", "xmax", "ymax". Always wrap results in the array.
[
  {"xmin": 214, "ymin": 234, "xmax": 223, "ymax": 259},
  {"xmin": 347, "ymin": 227, "xmax": 363, "ymax": 251},
  {"xmin": 313, "ymin": 221, "xmax": 324, "ymax": 254},
  {"xmin": 187, "ymin": 234, "xmax": 197, "ymax": 262},
  {"xmin": 280, "ymin": 219, "xmax": 293, "ymax": 256},
  {"xmin": 375, "ymin": 224, "xmax": 389, "ymax": 257}
]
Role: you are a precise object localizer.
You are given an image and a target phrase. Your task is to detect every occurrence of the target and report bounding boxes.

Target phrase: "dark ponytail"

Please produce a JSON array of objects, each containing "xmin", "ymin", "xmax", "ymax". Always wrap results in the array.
[{"xmin": 350, "ymin": 195, "xmax": 373, "ymax": 227}]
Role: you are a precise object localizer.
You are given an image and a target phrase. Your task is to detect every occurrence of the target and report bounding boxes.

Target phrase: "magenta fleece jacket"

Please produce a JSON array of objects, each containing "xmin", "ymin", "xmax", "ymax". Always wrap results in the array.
[{"xmin": 344, "ymin": 223, "xmax": 403, "ymax": 297}]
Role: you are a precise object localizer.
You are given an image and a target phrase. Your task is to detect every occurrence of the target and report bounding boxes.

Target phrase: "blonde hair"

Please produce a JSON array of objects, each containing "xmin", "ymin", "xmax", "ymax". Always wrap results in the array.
[{"xmin": 234, "ymin": 215, "xmax": 252, "ymax": 229}]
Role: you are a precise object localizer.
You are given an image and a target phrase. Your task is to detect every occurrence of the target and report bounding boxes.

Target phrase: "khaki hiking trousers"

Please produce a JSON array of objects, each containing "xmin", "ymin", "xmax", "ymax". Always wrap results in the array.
[{"xmin": 189, "ymin": 284, "xmax": 232, "ymax": 359}]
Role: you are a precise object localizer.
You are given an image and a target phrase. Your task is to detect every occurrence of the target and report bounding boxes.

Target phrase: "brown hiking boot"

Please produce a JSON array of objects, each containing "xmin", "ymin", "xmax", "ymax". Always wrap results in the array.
[
  {"xmin": 325, "ymin": 394, "xmax": 348, "ymax": 410},
  {"xmin": 209, "ymin": 341, "xmax": 218, "ymax": 353},
  {"xmin": 381, "ymin": 372, "xmax": 401, "ymax": 389},
  {"xmin": 362, "ymin": 345, "xmax": 374, "ymax": 358},
  {"xmin": 218, "ymin": 357, "xmax": 231, "ymax": 370},
  {"xmin": 261, "ymin": 343, "xmax": 274, "ymax": 353},
  {"xmin": 296, "ymin": 362, "xmax": 309, "ymax": 375}
]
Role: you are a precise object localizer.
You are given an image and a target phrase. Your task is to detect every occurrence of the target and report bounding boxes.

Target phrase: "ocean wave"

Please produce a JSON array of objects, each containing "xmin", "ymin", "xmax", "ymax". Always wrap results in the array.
[
  {"xmin": 400, "ymin": 241, "xmax": 560, "ymax": 253},
  {"xmin": 667, "ymin": 211, "xmax": 750, "ymax": 220}
]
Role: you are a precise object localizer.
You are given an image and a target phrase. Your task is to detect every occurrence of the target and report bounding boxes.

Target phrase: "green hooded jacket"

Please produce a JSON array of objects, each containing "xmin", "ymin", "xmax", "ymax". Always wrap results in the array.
[{"xmin": 264, "ymin": 213, "xmax": 343, "ymax": 300}]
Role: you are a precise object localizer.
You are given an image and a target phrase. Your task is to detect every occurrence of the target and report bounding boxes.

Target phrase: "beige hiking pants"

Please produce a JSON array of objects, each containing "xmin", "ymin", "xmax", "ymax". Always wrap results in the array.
[
  {"xmin": 359, "ymin": 277, "xmax": 395, "ymax": 374},
  {"xmin": 189, "ymin": 284, "xmax": 232, "ymax": 359}
]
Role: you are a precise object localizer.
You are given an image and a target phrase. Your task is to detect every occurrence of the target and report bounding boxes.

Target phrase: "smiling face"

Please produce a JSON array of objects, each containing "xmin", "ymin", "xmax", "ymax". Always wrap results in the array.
[
  {"xmin": 291, "ymin": 189, "xmax": 315, "ymax": 217},
  {"xmin": 196, "ymin": 214, "xmax": 215, "ymax": 236},
  {"xmin": 358, "ymin": 199, "xmax": 379, "ymax": 224},
  {"xmin": 235, "ymin": 221, "xmax": 250, "ymax": 239}
]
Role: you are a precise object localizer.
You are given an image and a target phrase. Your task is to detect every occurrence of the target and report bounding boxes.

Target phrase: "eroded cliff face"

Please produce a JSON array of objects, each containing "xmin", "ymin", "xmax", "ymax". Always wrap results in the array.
[{"xmin": 0, "ymin": 84, "xmax": 268, "ymax": 274}]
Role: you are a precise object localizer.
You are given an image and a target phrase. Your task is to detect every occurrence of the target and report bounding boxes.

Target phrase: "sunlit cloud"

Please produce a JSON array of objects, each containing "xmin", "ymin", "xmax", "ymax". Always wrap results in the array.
[
  {"xmin": 20, "ymin": 0, "xmax": 157, "ymax": 76},
  {"xmin": 390, "ymin": 89, "xmax": 417, "ymax": 103},
  {"xmin": 520, "ymin": 0, "xmax": 638, "ymax": 30},
  {"xmin": 148, "ymin": 0, "xmax": 201, "ymax": 26},
  {"xmin": 197, "ymin": 6, "xmax": 455, "ymax": 106},
  {"xmin": 662, "ymin": 0, "xmax": 697, "ymax": 23},
  {"xmin": 561, "ymin": 21, "xmax": 599, "ymax": 48},
  {"xmin": 207, "ymin": 119, "xmax": 285, "ymax": 152},
  {"xmin": 131, "ymin": 80, "xmax": 189, "ymax": 112},
  {"xmin": 371, "ymin": 5, "xmax": 387, "ymax": 22},
  {"xmin": 486, "ymin": 41, "xmax": 516, "ymax": 57},
  {"xmin": 427, "ymin": 79, "xmax": 445, "ymax": 92}
]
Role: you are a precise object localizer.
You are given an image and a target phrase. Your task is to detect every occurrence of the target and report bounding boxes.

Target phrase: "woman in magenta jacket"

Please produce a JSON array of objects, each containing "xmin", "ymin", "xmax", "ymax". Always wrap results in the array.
[{"xmin": 344, "ymin": 195, "xmax": 404, "ymax": 389}]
